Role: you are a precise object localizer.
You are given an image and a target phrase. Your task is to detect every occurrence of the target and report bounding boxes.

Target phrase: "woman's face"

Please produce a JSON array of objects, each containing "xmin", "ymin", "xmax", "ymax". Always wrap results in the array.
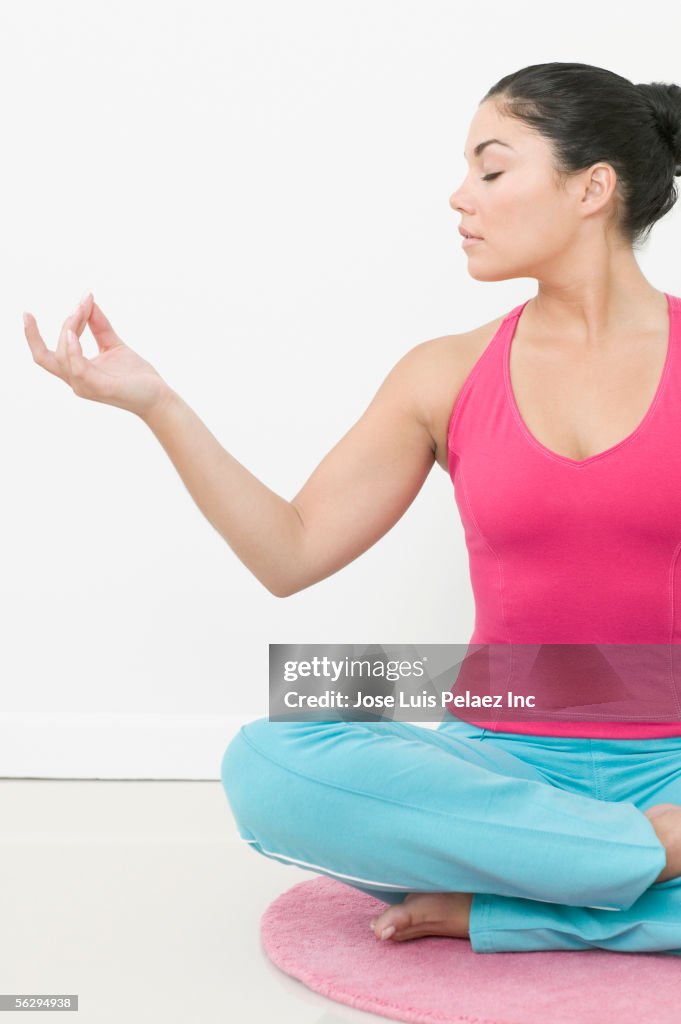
[{"xmin": 449, "ymin": 99, "xmax": 615, "ymax": 283}]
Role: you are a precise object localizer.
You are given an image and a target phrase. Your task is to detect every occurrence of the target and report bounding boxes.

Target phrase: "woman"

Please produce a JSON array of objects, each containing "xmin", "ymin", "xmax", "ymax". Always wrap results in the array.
[{"xmin": 24, "ymin": 61, "xmax": 681, "ymax": 955}]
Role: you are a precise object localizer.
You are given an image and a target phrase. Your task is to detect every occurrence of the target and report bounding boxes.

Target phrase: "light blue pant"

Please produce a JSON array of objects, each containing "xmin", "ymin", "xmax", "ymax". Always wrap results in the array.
[{"xmin": 220, "ymin": 714, "xmax": 681, "ymax": 954}]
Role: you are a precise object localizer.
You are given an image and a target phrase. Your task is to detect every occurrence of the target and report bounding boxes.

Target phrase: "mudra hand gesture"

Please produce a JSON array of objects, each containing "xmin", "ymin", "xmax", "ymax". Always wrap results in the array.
[{"xmin": 23, "ymin": 291, "xmax": 172, "ymax": 420}]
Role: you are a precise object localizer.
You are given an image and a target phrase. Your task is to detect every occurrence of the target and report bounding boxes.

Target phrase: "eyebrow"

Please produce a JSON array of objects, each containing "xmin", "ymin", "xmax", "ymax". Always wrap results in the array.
[{"xmin": 463, "ymin": 138, "xmax": 515, "ymax": 160}]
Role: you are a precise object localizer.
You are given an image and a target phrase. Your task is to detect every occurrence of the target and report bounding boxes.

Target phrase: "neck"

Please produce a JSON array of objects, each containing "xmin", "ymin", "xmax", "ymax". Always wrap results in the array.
[{"xmin": 529, "ymin": 247, "xmax": 665, "ymax": 346}]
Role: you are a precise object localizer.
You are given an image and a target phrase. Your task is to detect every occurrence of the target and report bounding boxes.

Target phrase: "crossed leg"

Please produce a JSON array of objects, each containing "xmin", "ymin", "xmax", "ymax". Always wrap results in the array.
[
  {"xmin": 371, "ymin": 805, "xmax": 681, "ymax": 950},
  {"xmin": 220, "ymin": 716, "xmax": 670, "ymax": 953}
]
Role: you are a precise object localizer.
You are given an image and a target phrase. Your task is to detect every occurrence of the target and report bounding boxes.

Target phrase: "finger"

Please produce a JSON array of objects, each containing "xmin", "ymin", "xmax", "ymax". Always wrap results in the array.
[
  {"xmin": 85, "ymin": 300, "xmax": 123, "ymax": 352},
  {"xmin": 64, "ymin": 329, "xmax": 82, "ymax": 382},
  {"xmin": 57, "ymin": 292, "xmax": 94, "ymax": 367},
  {"xmin": 23, "ymin": 311, "xmax": 66, "ymax": 379},
  {"xmin": 65, "ymin": 328, "xmax": 113, "ymax": 400},
  {"xmin": 72, "ymin": 291, "xmax": 94, "ymax": 336},
  {"xmin": 61, "ymin": 291, "xmax": 94, "ymax": 342}
]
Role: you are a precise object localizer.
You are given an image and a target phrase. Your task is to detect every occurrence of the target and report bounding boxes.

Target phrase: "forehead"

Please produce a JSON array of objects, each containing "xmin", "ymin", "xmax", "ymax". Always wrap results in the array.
[{"xmin": 463, "ymin": 102, "xmax": 534, "ymax": 160}]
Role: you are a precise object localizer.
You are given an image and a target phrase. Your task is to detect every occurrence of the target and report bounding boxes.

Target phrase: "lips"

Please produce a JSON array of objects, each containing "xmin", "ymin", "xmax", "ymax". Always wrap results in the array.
[{"xmin": 459, "ymin": 227, "xmax": 483, "ymax": 239}]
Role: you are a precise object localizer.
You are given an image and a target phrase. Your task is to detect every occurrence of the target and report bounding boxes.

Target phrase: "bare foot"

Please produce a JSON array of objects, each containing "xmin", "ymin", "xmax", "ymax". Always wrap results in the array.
[
  {"xmin": 644, "ymin": 803, "xmax": 681, "ymax": 882},
  {"xmin": 366, "ymin": 803, "xmax": 681, "ymax": 938},
  {"xmin": 370, "ymin": 891, "xmax": 473, "ymax": 942}
]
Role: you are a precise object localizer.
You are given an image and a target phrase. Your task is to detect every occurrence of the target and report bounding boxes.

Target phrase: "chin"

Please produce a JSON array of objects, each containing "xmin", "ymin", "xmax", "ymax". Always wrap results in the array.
[
  {"xmin": 467, "ymin": 266, "xmax": 510, "ymax": 283},
  {"xmin": 466, "ymin": 260, "xmax": 526, "ymax": 283}
]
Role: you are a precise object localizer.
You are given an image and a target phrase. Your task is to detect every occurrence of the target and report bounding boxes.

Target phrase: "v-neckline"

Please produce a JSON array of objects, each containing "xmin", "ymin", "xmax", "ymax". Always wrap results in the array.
[{"xmin": 504, "ymin": 292, "xmax": 674, "ymax": 468}]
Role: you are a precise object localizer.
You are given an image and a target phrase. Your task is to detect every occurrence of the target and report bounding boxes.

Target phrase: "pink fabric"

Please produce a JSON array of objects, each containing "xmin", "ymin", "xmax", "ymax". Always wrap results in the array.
[
  {"xmin": 446, "ymin": 292, "xmax": 681, "ymax": 738},
  {"xmin": 261, "ymin": 876, "xmax": 681, "ymax": 1024}
]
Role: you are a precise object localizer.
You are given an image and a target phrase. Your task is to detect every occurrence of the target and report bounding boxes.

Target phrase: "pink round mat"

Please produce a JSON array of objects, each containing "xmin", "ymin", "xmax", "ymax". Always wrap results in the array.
[{"xmin": 260, "ymin": 876, "xmax": 680, "ymax": 1024}]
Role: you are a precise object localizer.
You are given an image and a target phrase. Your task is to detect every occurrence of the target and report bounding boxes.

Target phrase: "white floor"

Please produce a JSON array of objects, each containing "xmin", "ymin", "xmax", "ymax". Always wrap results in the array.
[{"xmin": 0, "ymin": 780, "xmax": 387, "ymax": 1024}]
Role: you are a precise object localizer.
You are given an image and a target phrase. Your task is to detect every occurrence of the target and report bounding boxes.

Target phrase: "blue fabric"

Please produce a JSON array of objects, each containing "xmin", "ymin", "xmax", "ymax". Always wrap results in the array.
[{"xmin": 219, "ymin": 715, "xmax": 681, "ymax": 954}]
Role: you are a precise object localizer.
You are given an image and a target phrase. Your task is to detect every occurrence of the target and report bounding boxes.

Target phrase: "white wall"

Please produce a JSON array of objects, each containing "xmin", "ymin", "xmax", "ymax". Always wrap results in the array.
[{"xmin": 2, "ymin": 0, "xmax": 678, "ymax": 776}]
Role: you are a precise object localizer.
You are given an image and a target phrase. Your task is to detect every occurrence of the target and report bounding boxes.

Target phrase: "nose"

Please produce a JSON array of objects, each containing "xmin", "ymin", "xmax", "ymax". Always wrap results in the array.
[
  {"xmin": 449, "ymin": 187, "xmax": 467, "ymax": 213},
  {"xmin": 449, "ymin": 177, "xmax": 470, "ymax": 213}
]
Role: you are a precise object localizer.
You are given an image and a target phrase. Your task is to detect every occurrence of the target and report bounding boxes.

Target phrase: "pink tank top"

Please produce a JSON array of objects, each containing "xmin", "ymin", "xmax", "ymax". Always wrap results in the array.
[{"xmin": 446, "ymin": 291, "xmax": 681, "ymax": 738}]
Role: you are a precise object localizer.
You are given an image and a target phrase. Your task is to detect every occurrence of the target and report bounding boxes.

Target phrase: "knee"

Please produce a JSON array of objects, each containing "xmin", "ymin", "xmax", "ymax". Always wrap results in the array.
[
  {"xmin": 221, "ymin": 716, "xmax": 318, "ymax": 786},
  {"xmin": 220, "ymin": 716, "xmax": 268, "ymax": 795},
  {"xmin": 220, "ymin": 717, "xmax": 323, "ymax": 835},
  {"xmin": 220, "ymin": 717, "xmax": 292, "ymax": 831}
]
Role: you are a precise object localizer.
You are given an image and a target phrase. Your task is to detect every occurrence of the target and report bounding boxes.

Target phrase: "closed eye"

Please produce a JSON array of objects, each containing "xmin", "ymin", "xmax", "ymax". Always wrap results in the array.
[{"xmin": 482, "ymin": 172, "xmax": 502, "ymax": 182}]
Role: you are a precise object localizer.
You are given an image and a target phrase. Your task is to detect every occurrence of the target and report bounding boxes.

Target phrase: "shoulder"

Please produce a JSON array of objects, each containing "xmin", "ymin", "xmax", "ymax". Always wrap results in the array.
[{"xmin": 399, "ymin": 313, "xmax": 507, "ymax": 471}]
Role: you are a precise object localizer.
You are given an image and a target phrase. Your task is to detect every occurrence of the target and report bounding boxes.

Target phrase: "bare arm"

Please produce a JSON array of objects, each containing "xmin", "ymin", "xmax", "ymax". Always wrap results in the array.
[
  {"xmin": 142, "ymin": 342, "xmax": 437, "ymax": 597},
  {"xmin": 24, "ymin": 293, "xmax": 438, "ymax": 600},
  {"xmin": 142, "ymin": 390, "xmax": 307, "ymax": 596},
  {"xmin": 286, "ymin": 344, "xmax": 436, "ymax": 595}
]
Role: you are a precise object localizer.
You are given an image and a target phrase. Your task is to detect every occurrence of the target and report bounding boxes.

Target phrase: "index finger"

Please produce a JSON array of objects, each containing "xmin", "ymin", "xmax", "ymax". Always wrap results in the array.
[{"xmin": 23, "ymin": 311, "xmax": 66, "ymax": 380}]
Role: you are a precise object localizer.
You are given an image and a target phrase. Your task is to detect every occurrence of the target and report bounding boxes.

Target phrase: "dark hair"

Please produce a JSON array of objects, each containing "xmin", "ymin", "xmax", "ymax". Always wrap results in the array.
[{"xmin": 481, "ymin": 61, "xmax": 681, "ymax": 249}]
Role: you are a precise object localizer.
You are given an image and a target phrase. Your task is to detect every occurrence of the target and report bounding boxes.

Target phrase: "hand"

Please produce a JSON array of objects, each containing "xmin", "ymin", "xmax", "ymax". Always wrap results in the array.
[{"xmin": 24, "ymin": 292, "xmax": 173, "ymax": 420}]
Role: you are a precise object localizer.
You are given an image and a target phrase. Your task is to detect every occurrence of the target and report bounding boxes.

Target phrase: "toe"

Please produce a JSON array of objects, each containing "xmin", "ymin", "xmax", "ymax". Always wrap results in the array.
[{"xmin": 371, "ymin": 904, "xmax": 412, "ymax": 938}]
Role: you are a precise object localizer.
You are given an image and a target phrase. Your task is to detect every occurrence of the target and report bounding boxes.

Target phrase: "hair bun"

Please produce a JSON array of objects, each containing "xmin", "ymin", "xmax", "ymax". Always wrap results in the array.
[{"xmin": 637, "ymin": 82, "xmax": 681, "ymax": 165}]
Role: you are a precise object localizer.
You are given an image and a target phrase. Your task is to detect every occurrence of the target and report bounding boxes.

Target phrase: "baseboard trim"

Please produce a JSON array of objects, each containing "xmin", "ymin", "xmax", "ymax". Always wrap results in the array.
[{"xmin": 0, "ymin": 712, "xmax": 259, "ymax": 779}]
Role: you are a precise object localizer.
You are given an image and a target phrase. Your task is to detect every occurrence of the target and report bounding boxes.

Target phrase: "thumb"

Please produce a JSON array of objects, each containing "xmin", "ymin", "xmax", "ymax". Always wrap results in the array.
[{"xmin": 86, "ymin": 300, "xmax": 124, "ymax": 352}]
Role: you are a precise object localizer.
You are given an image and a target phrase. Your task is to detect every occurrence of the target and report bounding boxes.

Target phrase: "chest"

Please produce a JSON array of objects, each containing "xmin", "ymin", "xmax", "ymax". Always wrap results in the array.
[{"xmin": 507, "ymin": 329, "xmax": 669, "ymax": 463}]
